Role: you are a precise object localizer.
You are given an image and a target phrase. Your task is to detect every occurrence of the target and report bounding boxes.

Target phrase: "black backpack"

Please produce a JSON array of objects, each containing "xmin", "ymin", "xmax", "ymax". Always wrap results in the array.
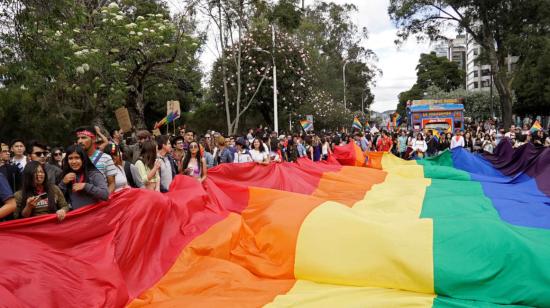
[{"xmin": 123, "ymin": 161, "xmax": 138, "ymax": 188}]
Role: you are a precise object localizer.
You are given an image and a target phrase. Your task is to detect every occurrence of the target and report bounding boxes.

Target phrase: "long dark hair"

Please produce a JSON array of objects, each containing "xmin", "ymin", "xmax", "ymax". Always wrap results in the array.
[
  {"xmin": 252, "ymin": 138, "xmax": 265, "ymax": 153},
  {"xmin": 20, "ymin": 161, "xmax": 57, "ymax": 215},
  {"xmin": 182, "ymin": 141, "xmax": 202, "ymax": 176},
  {"xmin": 62, "ymin": 145, "xmax": 98, "ymax": 182},
  {"xmin": 48, "ymin": 147, "xmax": 63, "ymax": 167},
  {"xmin": 139, "ymin": 140, "xmax": 157, "ymax": 169},
  {"xmin": 104, "ymin": 143, "xmax": 122, "ymax": 167}
]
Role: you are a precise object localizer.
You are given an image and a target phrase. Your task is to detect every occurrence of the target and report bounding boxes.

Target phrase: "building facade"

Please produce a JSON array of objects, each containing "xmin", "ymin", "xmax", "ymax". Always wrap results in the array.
[
  {"xmin": 432, "ymin": 41, "xmax": 449, "ymax": 58},
  {"xmin": 448, "ymin": 35, "xmax": 467, "ymax": 71},
  {"xmin": 465, "ymin": 32, "xmax": 493, "ymax": 92}
]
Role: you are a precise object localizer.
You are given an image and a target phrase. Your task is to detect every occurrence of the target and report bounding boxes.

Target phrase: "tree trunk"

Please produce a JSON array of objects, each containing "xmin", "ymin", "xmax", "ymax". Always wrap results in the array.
[
  {"xmin": 480, "ymin": 33, "xmax": 513, "ymax": 130},
  {"xmin": 217, "ymin": 2, "xmax": 232, "ymax": 136},
  {"xmin": 127, "ymin": 82, "xmax": 147, "ymax": 130},
  {"xmin": 492, "ymin": 71, "xmax": 513, "ymax": 129}
]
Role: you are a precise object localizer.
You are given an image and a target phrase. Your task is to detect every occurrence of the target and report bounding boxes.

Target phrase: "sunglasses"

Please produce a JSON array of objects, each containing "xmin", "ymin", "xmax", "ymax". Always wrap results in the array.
[
  {"xmin": 190, "ymin": 144, "xmax": 199, "ymax": 149},
  {"xmin": 53, "ymin": 152, "xmax": 62, "ymax": 156},
  {"xmin": 33, "ymin": 151, "xmax": 48, "ymax": 157}
]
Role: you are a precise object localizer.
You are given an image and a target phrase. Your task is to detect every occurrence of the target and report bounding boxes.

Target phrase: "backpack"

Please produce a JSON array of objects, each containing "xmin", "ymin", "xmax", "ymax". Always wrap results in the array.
[{"xmin": 123, "ymin": 161, "xmax": 137, "ymax": 188}]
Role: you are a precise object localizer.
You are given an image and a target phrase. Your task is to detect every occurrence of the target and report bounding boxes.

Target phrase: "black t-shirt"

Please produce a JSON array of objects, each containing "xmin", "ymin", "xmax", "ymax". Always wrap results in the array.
[
  {"xmin": 0, "ymin": 173, "xmax": 14, "ymax": 221},
  {"xmin": 0, "ymin": 164, "xmax": 22, "ymax": 192},
  {"xmin": 0, "ymin": 173, "xmax": 13, "ymax": 202}
]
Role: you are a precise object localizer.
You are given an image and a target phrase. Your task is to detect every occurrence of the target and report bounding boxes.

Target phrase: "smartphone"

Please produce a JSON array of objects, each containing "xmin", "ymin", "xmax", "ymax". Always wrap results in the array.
[{"xmin": 36, "ymin": 193, "xmax": 48, "ymax": 200}]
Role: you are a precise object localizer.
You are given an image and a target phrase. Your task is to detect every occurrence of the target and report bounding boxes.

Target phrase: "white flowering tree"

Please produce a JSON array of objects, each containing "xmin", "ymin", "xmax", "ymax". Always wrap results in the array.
[
  {"xmin": 65, "ymin": 3, "xmax": 201, "ymax": 128},
  {"xmin": 209, "ymin": 26, "xmax": 311, "ymax": 132},
  {"xmin": 0, "ymin": 0, "xmax": 203, "ymax": 142},
  {"xmin": 295, "ymin": 90, "xmax": 354, "ymax": 131}
]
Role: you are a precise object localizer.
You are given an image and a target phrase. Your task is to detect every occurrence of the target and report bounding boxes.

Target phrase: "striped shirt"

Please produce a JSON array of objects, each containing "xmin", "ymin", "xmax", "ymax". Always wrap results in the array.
[{"xmin": 89, "ymin": 150, "xmax": 117, "ymax": 180}]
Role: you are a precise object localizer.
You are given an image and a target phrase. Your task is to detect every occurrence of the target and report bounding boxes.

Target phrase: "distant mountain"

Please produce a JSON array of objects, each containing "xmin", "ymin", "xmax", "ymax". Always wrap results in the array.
[{"xmin": 370, "ymin": 110, "xmax": 395, "ymax": 120}]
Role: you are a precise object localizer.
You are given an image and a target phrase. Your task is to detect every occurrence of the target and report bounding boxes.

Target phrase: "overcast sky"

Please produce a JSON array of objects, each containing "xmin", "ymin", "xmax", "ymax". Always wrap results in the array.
[{"xmin": 169, "ymin": 0, "xmax": 433, "ymax": 113}]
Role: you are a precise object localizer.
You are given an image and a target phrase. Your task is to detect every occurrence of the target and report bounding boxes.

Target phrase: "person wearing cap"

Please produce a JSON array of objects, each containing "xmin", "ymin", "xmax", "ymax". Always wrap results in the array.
[
  {"xmin": 75, "ymin": 126, "xmax": 117, "ymax": 194},
  {"xmin": 233, "ymin": 137, "xmax": 253, "ymax": 163}
]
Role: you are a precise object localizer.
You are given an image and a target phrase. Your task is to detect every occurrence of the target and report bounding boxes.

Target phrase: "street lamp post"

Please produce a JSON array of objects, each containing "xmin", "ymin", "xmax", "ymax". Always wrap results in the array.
[
  {"xmin": 343, "ymin": 60, "xmax": 349, "ymax": 110},
  {"xmin": 253, "ymin": 25, "xmax": 278, "ymax": 133},
  {"xmin": 271, "ymin": 25, "xmax": 278, "ymax": 133}
]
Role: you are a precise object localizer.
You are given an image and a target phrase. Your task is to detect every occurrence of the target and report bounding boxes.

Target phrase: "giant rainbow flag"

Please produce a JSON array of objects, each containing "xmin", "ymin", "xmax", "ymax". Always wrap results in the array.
[{"xmin": 1, "ymin": 140, "xmax": 549, "ymax": 307}]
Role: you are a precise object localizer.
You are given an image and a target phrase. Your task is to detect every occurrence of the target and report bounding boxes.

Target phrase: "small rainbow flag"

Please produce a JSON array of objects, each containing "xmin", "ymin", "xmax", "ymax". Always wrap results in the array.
[
  {"xmin": 154, "ymin": 111, "xmax": 180, "ymax": 129},
  {"xmin": 530, "ymin": 120, "xmax": 542, "ymax": 134},
  {"xmin": 365, "ymin": 121, "xmax": 370, "ymax": 130},
  {"xmin": 352, "ymin": 117, "xmax": 362, "ymax": 130},
  {"xmin": 300, "ymin": 119, "xmax": 313, "ymax": 132},
  {"xmin": 432, "ymin": 129, "xmax": 440, "ymax": 141},
  {"xmin": 394, "ymin": 113, "xmax": 402, "ymax": 127}
]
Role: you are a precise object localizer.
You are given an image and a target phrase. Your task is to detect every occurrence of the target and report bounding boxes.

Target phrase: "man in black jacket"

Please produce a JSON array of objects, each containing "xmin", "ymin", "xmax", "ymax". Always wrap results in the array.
[
  {"xmin": 0, "ymin": 143, "xmax": 22, "ymax": 193},
  {"xmin": 27, "ymin": 141, "xmax": 63, "ymax": 185},
  {"xmin": 426, "ymin": 130, "xmax": 439, "ymax": 157}
]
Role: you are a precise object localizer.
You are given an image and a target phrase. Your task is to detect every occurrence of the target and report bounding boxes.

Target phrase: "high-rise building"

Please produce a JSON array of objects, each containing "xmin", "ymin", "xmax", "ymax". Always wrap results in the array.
[
  {"xmin": 448, "ymin": 35, "xmax": 466, "ymax": 71},
  {"xmin": 448, "ymin": 35, "xmax": 467, "ymax": 88},
  {"xmin": 432, "ymin": 40, "xmax": 449, "ymax": 58},
  {"xmin": 465, "ymin": 32, "xmax": 492, "ymax": 92}
]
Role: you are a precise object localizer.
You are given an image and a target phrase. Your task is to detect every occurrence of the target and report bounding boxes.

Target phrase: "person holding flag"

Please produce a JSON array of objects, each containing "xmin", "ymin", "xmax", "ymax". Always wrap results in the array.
[
  {"xmin": 300, "ymin": 119, "xmax": 313, "ymax": 133},
  {"xmin": 392, "ymin": 112, "xmax": 402, "ymax": 129},
  {"xmin": 154, "ymin": 111, "xmax": 180, "ymax": 130},
  {"xmin": 352, "ymin": 117, "xmax": 362, "ymax": 131},
  {"xmin": 530, "ymin": 120, "xmax": 542, "ymax": 134}
]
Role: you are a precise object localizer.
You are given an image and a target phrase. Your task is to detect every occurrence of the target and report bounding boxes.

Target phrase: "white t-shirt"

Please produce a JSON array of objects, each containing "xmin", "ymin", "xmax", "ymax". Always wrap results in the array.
[
  {"xmin": 12, "ymin": 156, "xmax": 27, "ymax": 171},
  {"xmin": 249, "ymin": 149, "xmax": 268, "ymax": 163},
  {"xmin": 113, "ymin": 166, "xmax": 128, "ymax": 192},
  {"xmin": 322, "ymin": 143, "xmax": 329, "ymax": 155},
  {"xmin": 233, "ymin": 151, "xmax": 253, "ymax": 163},
  {"xmin": 450, "ymin": 136, "xmax": 465, "ymax": 149},
  {"xmin": 412, "ymin": 140, "xmax": 427, "ymax": 153}
]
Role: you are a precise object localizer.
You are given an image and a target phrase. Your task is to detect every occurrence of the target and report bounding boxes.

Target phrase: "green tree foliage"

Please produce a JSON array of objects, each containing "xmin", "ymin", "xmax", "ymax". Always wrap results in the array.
[
  {"xmin": 396, "ymin": 52, "xmax": 464, "ymax": 118},
  {"xmin": 416, "ymin": 52, "xmax": 464, "ymax": 91},
  {"xmin": 200, "ymin": 1, "xmax": 379, "ymax": 134},
  {"xmin": 209, "ymin": 27, "xmax": 310, "ymax": 131},
  {"xmin": 423, "ymin": 86, "xmax": 500, "ymax": 120},
  {"xmin": 388, "ymin": 0, "xmax": 550, "ymax": 129},
  {"xmin": 513, "ymin": 37, "xmax": 550, "ymax": 116},
  {"xmin": 297, "ymin": 2, "xmax": 378, "ymax": 114},
  {"xmin": 0, "ymin": 0, "xmax": 203, "ymax": 144}
]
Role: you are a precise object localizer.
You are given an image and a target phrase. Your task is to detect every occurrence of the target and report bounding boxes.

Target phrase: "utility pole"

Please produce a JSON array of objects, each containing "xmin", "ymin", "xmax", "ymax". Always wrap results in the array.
[
  {"xmin": 490, "ymin": 67, "xmax": 494, "ymax": 119},
  {"xmin": 343, "ymin": 60, "xmax": 349, "ymax": 110},
  {"xmin": 272, "ymin": 24, "xmax": 278, "ymax": 133}
]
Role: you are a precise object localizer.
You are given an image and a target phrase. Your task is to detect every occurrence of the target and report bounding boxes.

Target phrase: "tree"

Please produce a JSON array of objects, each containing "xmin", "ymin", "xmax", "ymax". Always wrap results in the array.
[
  {"xmin": 396, "ymin": 52, "xmax": 464, "ymax": 117},
  {"xmin": 396, "ymin": 85, "xmax": 423, "ymax": 117},
  {"xmin": 513, "ymin": 37, "xmax": 550, "ymax": 116},
  {"xmin": 209, "ymin": 26, "xmax": 310, "ymax": 132},
  {"xmin": 416, "ymin": 52, "xmax": 464, "ymax": 91},
  {"xmin": 297, "ymin": 2, "xmax": 378, "ymax": 113},
  {"xmin": 388, "ymin": 0, "xmax": 550, "ymax": 129},
  {"xmin": 188, "ymin": 0, "xmax": 379, "ymax": 134},
  {"xmin": 423, "ymin": 85, "xmax": 500, "ymax": 120},
  {"xmin": 0, "ymin": 0, "xmax": 203, "ymax": 143}
]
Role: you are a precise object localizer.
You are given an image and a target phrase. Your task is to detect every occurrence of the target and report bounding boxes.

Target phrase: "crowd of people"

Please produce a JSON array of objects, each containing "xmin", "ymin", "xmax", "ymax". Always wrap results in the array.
[{"xmin": 1, "ymin": 119, "xmax": 548, "ymax": 222}]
